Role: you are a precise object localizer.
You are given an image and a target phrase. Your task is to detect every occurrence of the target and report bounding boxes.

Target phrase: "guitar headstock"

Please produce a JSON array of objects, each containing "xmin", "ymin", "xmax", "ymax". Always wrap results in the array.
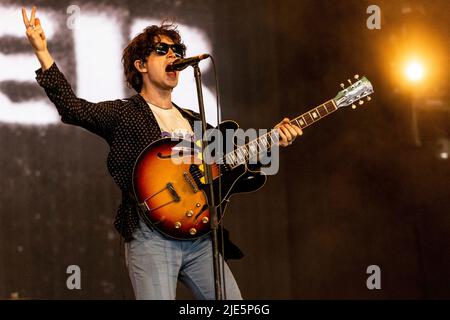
[{"xmin": 333, "ymin": 75, "xmax": 374, "ymax": 109}]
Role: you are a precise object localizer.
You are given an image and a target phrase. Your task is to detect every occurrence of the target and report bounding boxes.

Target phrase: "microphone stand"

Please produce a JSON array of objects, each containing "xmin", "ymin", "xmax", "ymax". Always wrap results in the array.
[{"xmin": 192, "ymin": 63, "xmax": 223, "ymax": 300}]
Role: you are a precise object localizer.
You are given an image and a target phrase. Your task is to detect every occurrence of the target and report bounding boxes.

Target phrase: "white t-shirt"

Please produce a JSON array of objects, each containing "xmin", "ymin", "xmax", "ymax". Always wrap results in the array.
[{"xmin": 148, "ymin": 103, "xmax": 194, "ymax": 140}]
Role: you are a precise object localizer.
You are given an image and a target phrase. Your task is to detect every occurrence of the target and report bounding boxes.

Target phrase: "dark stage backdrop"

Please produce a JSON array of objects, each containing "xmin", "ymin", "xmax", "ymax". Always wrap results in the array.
[{"xmin": 0, "ymin": 0, "xmax": 449, "ymax": 299}]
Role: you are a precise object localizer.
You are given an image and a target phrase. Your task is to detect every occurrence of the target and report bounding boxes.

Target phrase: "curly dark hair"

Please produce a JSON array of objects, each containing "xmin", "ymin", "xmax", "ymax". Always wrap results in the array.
[{"xmin": 122, "ymin": 22, "xmax": 186, "ymax": 93}]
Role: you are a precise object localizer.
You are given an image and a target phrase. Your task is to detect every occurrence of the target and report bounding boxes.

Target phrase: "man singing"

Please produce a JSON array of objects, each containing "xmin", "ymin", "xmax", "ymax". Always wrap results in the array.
[{"xmin": 21, "ymin": 6, "xmax": 302, "ymax": 299}]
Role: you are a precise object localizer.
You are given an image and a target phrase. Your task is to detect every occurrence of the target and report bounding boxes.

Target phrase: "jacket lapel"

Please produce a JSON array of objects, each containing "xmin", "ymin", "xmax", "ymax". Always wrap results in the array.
[{"xmin": 129, "ymin": 94, "xmax": 205, "ymax": 140}]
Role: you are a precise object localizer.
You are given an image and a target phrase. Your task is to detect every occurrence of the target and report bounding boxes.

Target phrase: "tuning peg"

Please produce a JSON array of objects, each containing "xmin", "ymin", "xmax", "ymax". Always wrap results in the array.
[
  {"xmin": 366, "ymin": 96, "xmax": 371, "ymax": 102},
  {"xmin": 347, "ymin": 79, "xmax": 353, "ymax": 85},
  {"xmin": 340, "ymin": 83, "xmax": 345, "ymax": 89},
  {"xmin": 358, "ymin": 100, "xmax": 364, "ymax": 105},
  {"xmin": 354, "ymin": 74, "xmax": 360, "ymax": 80},
  {"xmin": 352, "ymin": 104, "xmax": 357, "ymax": 109}
]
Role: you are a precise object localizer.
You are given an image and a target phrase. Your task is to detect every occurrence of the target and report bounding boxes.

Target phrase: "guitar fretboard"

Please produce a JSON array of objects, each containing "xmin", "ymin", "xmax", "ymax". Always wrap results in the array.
[{"xmin": 225, "ymin": 100, "xmax": 338, "ymax": 168}]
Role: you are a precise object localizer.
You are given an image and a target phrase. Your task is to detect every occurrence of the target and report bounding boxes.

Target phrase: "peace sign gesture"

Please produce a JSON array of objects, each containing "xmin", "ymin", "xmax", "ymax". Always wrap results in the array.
[{"xmin": 22, "ymin": 6, "xmax": 47, "ymax": 53}]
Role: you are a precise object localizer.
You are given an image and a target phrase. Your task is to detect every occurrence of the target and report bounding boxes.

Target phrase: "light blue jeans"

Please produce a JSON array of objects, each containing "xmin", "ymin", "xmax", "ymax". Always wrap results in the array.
[{"xmin": 125, "ymin": 219, "xmax": 242, "ymax": 300}]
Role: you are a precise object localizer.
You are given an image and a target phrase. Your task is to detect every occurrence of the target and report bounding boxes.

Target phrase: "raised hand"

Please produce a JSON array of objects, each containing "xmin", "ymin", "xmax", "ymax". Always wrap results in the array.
[
  {"xmin": 21, "ymin": 6, "xmax": 53, "ymax": 70},
  {"xmin": 22, "ymin": 6, "xmax": 47, "ymax": 53}
]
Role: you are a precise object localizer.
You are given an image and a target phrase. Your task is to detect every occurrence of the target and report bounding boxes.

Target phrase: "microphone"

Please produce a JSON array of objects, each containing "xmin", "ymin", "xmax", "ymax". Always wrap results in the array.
[{"xmin": 166, "ymin": 54, "xmax": 210, "ymax": 72}]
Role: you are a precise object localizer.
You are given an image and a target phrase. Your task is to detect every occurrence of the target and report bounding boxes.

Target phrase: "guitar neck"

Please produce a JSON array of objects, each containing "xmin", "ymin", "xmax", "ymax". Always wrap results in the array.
[
  {"xmin": 225, "ymin": 99, "xmax": 338, "ymax": 168},
  {"xmin": 290, "ymin": 99, "xmax": 338, "ymax": 130}
]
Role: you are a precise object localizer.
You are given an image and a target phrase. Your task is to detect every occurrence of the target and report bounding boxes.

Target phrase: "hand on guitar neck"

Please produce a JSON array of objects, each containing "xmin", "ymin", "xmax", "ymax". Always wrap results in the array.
[{"xmin": 274, "ymin": 118, "xmax": 303, "ymax": 147}]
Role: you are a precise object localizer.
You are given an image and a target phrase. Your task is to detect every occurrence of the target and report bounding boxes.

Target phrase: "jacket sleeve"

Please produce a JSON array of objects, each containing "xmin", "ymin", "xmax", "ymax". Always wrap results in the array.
[{"xmin": 35, "ymin": 62, "xmax": 121, "ymax": 139}]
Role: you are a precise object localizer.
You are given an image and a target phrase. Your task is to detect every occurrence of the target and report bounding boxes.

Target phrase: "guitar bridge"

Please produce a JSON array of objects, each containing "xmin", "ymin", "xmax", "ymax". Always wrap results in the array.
[
  {"xmin": 137, "ymin": 182, "xmax": 181, "ymax": 214},
  {"xmin": 166, "ymin": 182, "xmax": 180, "ymax": 202}
]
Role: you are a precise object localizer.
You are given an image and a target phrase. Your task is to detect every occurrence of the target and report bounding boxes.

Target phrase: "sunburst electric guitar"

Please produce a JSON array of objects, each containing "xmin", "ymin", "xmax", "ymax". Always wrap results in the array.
[{"xmin": 133, "ymin": 76, "xmax": 374, "ymax": 239}]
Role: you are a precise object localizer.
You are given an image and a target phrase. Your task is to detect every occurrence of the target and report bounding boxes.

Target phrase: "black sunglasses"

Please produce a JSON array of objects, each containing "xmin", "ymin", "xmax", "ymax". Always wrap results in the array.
[{"xmin": 153, "ymin": 42, "xmax": 185, "ymax": 58}]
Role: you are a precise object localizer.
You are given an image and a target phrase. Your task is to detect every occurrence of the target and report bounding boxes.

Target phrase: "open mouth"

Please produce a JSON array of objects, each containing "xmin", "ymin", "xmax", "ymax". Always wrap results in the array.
[
  {"xmin": 166, "ymin": 62, "xmax": 177, "ymax": 77},
  {"xmin": 166, "ymin": 70, "xmax": 177, "ymax": 77}
]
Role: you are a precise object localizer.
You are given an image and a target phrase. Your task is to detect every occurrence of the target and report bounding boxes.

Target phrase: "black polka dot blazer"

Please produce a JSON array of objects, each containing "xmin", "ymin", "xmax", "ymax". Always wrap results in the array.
[{"xmin": 35, "ymin": 63, "xmax": 203, "ymax": 241}]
